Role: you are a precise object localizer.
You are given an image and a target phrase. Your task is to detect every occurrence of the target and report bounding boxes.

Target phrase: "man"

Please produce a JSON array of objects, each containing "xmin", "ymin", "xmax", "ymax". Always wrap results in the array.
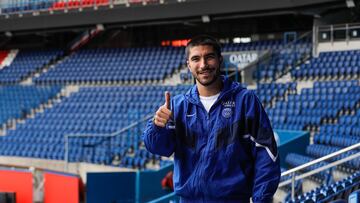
[{"xmin": 143, "ymin": 35, "xmax": 280, "ymax": 203}]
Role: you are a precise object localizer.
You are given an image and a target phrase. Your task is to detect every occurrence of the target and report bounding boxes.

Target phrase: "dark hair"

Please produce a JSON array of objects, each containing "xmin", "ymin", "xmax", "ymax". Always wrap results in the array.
[{"xmin": 185, "ymin": 35, "xmax": 221, "ymax": 59}]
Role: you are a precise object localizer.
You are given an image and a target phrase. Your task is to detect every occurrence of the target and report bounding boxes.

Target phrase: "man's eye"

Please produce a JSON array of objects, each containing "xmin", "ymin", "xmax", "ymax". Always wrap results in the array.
[{"xmin": 206, "ymin": 55, "xmax": 216, "ymax": 59}]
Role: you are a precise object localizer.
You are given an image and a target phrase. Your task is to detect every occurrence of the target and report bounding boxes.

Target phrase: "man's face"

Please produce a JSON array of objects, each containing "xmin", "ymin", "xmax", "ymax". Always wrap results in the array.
[{"xmin": 187, "ymin": 45, "xmax": 222, "ymax": 87}]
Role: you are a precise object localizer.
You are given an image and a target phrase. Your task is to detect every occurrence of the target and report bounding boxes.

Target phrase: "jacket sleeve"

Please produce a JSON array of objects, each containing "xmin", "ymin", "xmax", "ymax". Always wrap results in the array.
[
  {"xmin": 244, "ymin": 91, "xmax": 281, "ymax": 203},
  {"xmin": 142, "ymin": 119, "xmax": 176, "ymax": 157}
]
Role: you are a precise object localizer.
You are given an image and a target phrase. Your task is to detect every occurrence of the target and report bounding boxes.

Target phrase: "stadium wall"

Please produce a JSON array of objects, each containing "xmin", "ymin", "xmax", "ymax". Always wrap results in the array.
[{"xmin": 0, "ymin": 0, "xmax": 344, "ymax": 32}]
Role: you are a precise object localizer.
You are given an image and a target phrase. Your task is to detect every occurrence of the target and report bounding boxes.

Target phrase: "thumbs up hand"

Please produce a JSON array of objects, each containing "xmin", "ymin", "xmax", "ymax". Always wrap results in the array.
[{"xmin": 154, "ymin": 91, "xmax": 173, "ymax": 128}]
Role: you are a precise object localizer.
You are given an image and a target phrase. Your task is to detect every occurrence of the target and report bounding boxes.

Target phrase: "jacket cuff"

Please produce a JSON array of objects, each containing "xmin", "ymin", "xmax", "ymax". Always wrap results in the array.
[
  {"xmin": 252, "ymin": 197, "xmax": 272, "ymax": 203},
  {"xmin": 151, "ymin": 121, "xmax": 168, "ymax": 133}
]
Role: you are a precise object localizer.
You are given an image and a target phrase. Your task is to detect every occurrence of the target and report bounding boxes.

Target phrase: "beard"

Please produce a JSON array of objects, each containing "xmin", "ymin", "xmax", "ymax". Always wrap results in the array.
[{"xmin": 193, "ymin": 66, "xmax": 221, "ymax": 86}]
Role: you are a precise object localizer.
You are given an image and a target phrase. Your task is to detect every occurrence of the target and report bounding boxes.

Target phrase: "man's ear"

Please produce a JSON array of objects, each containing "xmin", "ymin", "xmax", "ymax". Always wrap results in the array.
[{"xmin": 187, "ymin": 61, "xmax": 190, "ymax": 70}]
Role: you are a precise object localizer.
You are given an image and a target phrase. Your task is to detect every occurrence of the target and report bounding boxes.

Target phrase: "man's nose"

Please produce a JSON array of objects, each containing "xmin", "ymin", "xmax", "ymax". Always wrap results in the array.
[{"xmin": 199, "ymin": 58, "xmax": 208, "ymax": 68}]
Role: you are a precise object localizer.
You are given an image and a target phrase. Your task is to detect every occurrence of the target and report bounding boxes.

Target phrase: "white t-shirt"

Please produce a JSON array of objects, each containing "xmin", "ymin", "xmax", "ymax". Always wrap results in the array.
[{"xmin": 199, "ymin": 93, "xmax": 220, "ymax": 113}]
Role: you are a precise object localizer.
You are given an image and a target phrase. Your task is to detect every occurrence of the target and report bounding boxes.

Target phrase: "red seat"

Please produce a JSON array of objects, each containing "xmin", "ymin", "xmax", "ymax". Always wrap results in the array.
[
  {"xmin": 82, "ymin": 0, "xmax": 92, "ymax": 7},
  {"xmin": 58, "ymin": 2, "xmax": 65, "ymax": 9},
  {"xmin": 0, "ymin": 50, "xmax": 9, "ymax": 65},
  {"xmin": 73, "ymin": 1, "xmax": 80, "ymax": 7},
  {"xmin": 96, "ymin": 0, "xmax": 108, "ymax": 5},
  {"xmin": 68, "ymin": 1, "xmax": 74, "ymax": 8},
  {"xmin": 52, "ymin": 2, "xmax": 60, "ymax": 10}
]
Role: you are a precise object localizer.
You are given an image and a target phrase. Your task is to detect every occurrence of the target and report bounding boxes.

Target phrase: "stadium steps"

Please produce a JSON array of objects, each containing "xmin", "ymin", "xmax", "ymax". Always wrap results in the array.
[
  {"xmin": 279, "ymin": 161, "xmax": 354, "ymax": 202},
  {"xmin": 21, "ymin": 52, "xmax": 68, "ymax": 85},
  {"xmin": 276, "ymin": 175, "xmax": 320, "ymax": 202},
  {"xmin": 270, "ymin": 49, "xmax": 312, "ymax": 84},
  {"xmin": 163, "ymin": 64, "xmax": 186, "ymax": 86},
  {"xmin": 1, "ymin": 86, "xmax": 78, "ymax": 136},
  {"xmin": 25, "ymin": 85, "xmax": 79, "ymax": 118},
  {"xmin": 275, "ymin": 72, "xmax": 293, "ymax": 84}
]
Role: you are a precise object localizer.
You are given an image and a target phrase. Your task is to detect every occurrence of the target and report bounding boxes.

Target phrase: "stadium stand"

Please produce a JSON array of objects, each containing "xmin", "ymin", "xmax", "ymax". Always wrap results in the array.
[
  {"xmin": 34, "ymin": 47, "xmax": 183, "ymax": 84},
  {"xmin": 267, "ymin": 79, "xmax": 360, "ymax": 131},
  {"xmin": 255, "ymin": 82, "xmax": 297, "ymax": 108},
  {"xmin": 292, "ymin": 50, "xmax": 360, "ymax": 81},
  {"xmin": 285, "ymin": 153, "xmax": 333, "ymax": 183},
  {"xmin": 349, "ymin": 189, "xmax": 360, "ymax": 203},
  {"xmin": 222, "ymin": 39, "xmax": 312, "ymax": 82},
  {"xmin": 0, "ymin": 0, "xmax": 359, "ymax": 199},
  {"xmin": 0, "ymin": 84, "xmax": 190, "ymax": 168},
  {"xmin": 256, "ymin": 40, "xmax": 312, "ymax": 82},
  {"xmin": 314, "ymin": 109, "xmax": 360, "ymax": 149},
  {"xmin": 306, "ymin": 144, "xmax": 360, "ymax": 171},
  {"xmin": 0, "ymin": 0, "xmax": 57, "ymax": 14},
  {"xmin": 51, "ymin": 0, "xmax": 109, "ymax": 10},
  {"xmin": 285, "ymin": 171, "xmax": 360, "ymax": 203},
  {"xmin": 0, "ymin": 39, "xmax": 312, "ymax": 86},
  {"xmin": 0, "ymin": 35, "xmax": 357, "ymax": 202},
  {"xmin": 0, "ymin": 50, "xmax": 63, "ymax": 84},
  {"xmin": 0, "ymin": 36, "xmax": 357, "ymax": 189},
  {"xmin": 0, "ymin": 85, "xmax": 61, "ymax": 126}
]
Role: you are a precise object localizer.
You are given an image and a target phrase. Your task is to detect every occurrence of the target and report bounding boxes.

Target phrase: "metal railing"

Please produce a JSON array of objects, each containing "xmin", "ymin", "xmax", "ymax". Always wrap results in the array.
[
  {"xmin": 279, "ymin": 142, "xmax": 360, "ymax": 201},
  {"xmin": 65, "ymin": 112, "xmax": 359, "ymax": 201},
  {"xmin": 254, "ymin": 31, "xmax": 312, "ymax": 84},
  {"xmin": 64, "ymin": 114, "xmax": 153, "ymax": 171}
]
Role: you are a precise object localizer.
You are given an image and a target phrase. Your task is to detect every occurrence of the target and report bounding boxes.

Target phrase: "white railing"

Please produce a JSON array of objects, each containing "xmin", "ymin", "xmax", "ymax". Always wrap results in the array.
[{"xmin": 280, "ymin": 142, "xmax": 360, "ymax": 201}]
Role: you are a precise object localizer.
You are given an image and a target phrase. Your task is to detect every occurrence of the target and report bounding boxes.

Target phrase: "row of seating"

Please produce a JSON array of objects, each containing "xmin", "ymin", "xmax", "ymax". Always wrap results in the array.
[
  {"xmin": 320, "ymin": 109, "xmax": 360, "ymax": 131},
  {"xmin": 0, "ymin": 85, "xmax": 61, "ymax": 124},
  {"xmin": 255, "ymin": 41, "xmax": 311, "ymax": 82},
  {"xmin": 52, "ymin": 0, "xmax": 109, "ymax": 10},
  {"xmin": 315, "ymin": 132, "xmax": 360, "ymax": 146},
  {"xmin": 0, "ymin": 0, "xmax": 163, "ymax": 13},
  {"xmin": 51, "ymin": 0, "xmax": 160, "ymax": 10},
  {"xmin": 292, "ymin": 65, "xmax": 359, "ymax": 80},
  {"xmin": 0, "ymin": 40, "xmax": 312, "ymax": 85},
  {"xmin": 256, "ymin": 82, "xmax": 296, "ymax": 107},
  {"xmin": 306, "ymin": 144, "xmax": 359, "ymax": 170},
  {"xmin": 320, "ymin": 50, "xmax": 360, "ymax": 57},
  {"xmin": 314, "ymin": 80, "xmax": 358, "ymax": 88},
  {"xmin": 34, "ymin": 47, "xmax": 183, "ymax": 84},
  {"xmin": 285, "ymin": 153, "xmax": 330, "ymax": 182},
  {"xmin": 0, "ymin": 84, "xmax": 190, "ymax": 168},
  {"xmin": 0, "ymin": 0, "xmax": 56, "ymax": 14},
  {"xmin": 0, "ymin": 50, "xmax": 62, "ymax": 84},
  {"xmin": 292, "ymin": 50, "xmax": 360, "ymax": 81},
  {"xmin": 286, "ymin": 172, "xmax": 360, "ymax": 203},
  {"xmin": 222, "ymin": 39, "xmax": 311, "ymax": 52},
  {"xmin": 268, "ymin": 79, "xmax": 360, "ymax": 130}
]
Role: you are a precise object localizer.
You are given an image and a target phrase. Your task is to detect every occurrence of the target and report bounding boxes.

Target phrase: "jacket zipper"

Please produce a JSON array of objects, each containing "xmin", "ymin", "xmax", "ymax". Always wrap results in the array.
[{"xmin": 197, "ymin": 108, "xmax": 211, "ymax": 197}]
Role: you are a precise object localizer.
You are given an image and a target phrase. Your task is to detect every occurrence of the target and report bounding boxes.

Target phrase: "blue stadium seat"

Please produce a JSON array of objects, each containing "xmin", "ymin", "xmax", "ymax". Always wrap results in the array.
[{"xmin": 349, "ymin": 190, "xmax": 360, "ymax": 203}]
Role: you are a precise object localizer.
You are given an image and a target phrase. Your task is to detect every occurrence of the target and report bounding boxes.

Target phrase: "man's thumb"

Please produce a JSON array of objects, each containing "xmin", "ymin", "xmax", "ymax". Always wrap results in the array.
[{"xmin": 164, "ymin": 91, "xmax": 171, "ymax": 109}]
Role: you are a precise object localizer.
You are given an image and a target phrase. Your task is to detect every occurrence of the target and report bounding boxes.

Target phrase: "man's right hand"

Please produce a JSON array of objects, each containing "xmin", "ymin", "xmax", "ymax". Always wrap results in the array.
[{"xmin": 153, "ymin": 91, "xmax": 172, "ymax": 128}]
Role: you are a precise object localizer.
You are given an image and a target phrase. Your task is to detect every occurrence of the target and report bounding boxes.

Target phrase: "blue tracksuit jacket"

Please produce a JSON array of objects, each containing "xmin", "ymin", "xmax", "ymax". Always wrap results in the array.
[{"xmin": 143, "ymin": 77, "xmax": 280, "ymax": 203}]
